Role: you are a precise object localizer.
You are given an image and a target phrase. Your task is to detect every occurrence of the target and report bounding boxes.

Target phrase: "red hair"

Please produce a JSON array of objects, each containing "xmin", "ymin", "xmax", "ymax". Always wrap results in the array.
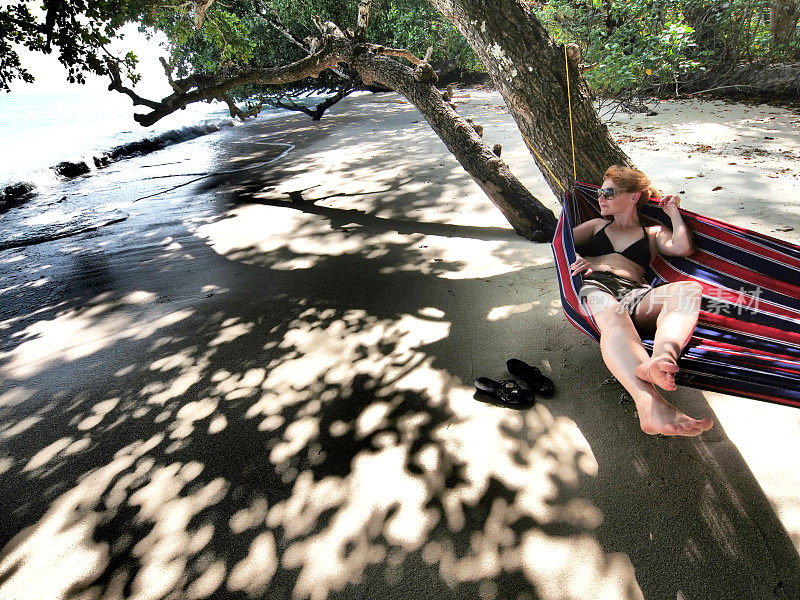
[{"xmin": 604, "ymin": 165, "xmax": 660, "ymax": 207}]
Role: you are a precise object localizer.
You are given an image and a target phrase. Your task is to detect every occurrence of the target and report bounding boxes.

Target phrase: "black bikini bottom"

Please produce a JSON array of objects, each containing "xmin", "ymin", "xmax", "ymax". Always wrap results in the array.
[{"xmin": 579, "ymin": 271, "xmax": 654, "ymax": 316}]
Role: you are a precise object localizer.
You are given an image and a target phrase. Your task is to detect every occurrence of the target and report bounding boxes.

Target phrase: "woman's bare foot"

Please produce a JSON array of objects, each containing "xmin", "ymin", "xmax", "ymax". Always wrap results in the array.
[
  {"xmin": 635, "ymin": 356, "xmax": 679, "ymax": 391},
  {"xmin": 637, "ymin": 394, "xmax": 713, "ymax": 437}
]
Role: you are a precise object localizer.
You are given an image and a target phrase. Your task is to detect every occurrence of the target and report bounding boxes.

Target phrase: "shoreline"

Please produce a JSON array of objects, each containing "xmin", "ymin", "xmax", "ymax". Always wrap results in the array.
[
  {"xmin": 0, "ymin": 88, "xmax": 799, "ymax": 599},
  {"xmin": 0, "ymin": 118, "xmax": 240, "ymax": 212}
]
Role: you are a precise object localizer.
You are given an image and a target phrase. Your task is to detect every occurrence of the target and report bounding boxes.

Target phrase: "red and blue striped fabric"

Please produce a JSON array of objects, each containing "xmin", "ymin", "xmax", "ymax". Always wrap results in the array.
[{"xmin": 552, "ymin": 181, "xmax": 800, "ymax": 407}]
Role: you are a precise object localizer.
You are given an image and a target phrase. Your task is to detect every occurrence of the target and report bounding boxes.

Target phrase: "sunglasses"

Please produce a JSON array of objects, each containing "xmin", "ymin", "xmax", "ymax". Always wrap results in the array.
[{"xmin": 597, "ymin": 187, "xmax": 624, "ymax": 199}]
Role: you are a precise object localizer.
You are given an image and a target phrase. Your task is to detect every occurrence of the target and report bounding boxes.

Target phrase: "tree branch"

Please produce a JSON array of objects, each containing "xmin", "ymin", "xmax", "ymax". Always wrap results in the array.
[
  {"xmin": 366, "ymin": 44, "xmax": 423, "ymax": 65},
  {"xmin": 194, "ymin": 0, "xmax": 214, "ymax": 29},
  {"xmin": 312, "ymin": 16, "xmax": 345, "ymax": 38},
  {"xmin": 159, "ymin": 57, "xmax": 184, "ymax": 94},
  {"xmin": 268, "ymin": 86, "xmax": 354, "ymax": 120},
  {"xmin": 110, "ymin": 35, "xmax": 352, "ymax": 126},
  {"xmin": 356, "ymin": 0, "xmax": 372, "ymax": 41},
  {"xmin": 258, "ymin": 8, "xmax": 312, "ymax": 54},
  {"xmin": 259, "ymin": 9, "xmax": 349, "ymax": 79},
  {"xmin": 106, "ymin": 60, "xmax": 161, "ymax": 110},
  {"xmin": 106, "ymin": 6, "xmax": 554, "ymax": 238},
  {"xmin": 220, "ymin": 94, "xmax": 261, "ymax": 120}
]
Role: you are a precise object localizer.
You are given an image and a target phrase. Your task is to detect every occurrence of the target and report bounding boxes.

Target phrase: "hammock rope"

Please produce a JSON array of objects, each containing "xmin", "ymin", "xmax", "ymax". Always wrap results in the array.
[
  {"xmin": 518, "ymin": 43, "xmax": 578, "ymax": 194},
  {"xmin": 564, "ymin": 44, "xmax": 577, "ymax": 181}
]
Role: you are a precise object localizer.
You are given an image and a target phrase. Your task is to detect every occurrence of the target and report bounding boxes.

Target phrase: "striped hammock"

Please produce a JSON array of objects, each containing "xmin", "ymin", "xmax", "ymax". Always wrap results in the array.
[{"xmin": 552, "ymin": 181, "xmax": 800, "ymax": 408}]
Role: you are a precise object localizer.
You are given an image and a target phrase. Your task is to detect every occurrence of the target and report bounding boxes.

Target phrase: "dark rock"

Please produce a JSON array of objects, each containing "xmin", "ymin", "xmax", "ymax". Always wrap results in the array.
[
  {"xmin": 54, "ymin": 160, "xmax": 91, "ymax": 178},
  {"xmin": 0, "ymin": 182, "xmax": 37, "ymax": 213},
  {"xmin": 93, "ymin": 155, "xmax": 112, "ymax": 167}
]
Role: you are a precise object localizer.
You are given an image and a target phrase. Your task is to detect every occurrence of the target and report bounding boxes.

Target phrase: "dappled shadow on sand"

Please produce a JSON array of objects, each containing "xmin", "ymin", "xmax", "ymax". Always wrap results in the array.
[{"xmin": 1, "ymin": 97, "xmax": 799, "ymax": 600}]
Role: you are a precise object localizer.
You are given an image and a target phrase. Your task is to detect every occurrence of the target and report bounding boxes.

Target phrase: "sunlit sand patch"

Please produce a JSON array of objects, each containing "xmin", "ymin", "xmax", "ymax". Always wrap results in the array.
[
  {"xmin": 260, "ymin": 138, "xmax": 414, "ymax": 203},
  {"xmin": 270, "ymin": 417, "xmax": 319, "ymax": 464},
  {"xmin": 143, "ymin": 370, "xmax": 205, "ymax": 407},
  {"xmin": 0, "ymin": 449, "xmax": 153, "ymax": 600},
  {"xmin": 486, "ymin": 301, "xmax": 539, "ymax": 321},
  {"xmin": 232, "ymin": 295, "xmax": 629, "ymax": 600},
  {"xmin": 208, "ymin": 319, "xmax": 254, "ymax": 347},
  {"xmin": 186, "ymin": 559, "xmax": 227, "ymax": 600},
  {"xmin": 229, "ymin": 497, "xmax": 269, "ymax": 534},
  {"xmin": 23, "ymin": 436, "xmax": 74, "ymax": 472},
  {"xmin": 0, "ymin": 386, "xmax": 35, "ymax": 408},
  {"xmin": 195, "ymin": 204, "xmax": 317, "ymax": 256},
  {"xmin": 518, "ymin": 531, "xmax": 643, "ymax": 600},
  {"xmin": 76, "ymin": 398, "xmax": 119, "ymax": 431},
  {"xmin": 207, "ymin": 367, "xmax": 267, "ymax": 405},
  {"xmin": 355, "ymin": 401, "xmax": 392, "ymax": 438},
  {"xmin": 435, "ymin": 499, "xmax": 511, "ymax": 584},
  {"xmin": 124, "ymin": 290, "xmax": 157, "ymax": 304},
  {"xmin": 1, "ymin": 414, "xmax": 41, "ymax": 439},
  {"xmin": 197, "ymin": 203, "xmax": 413, "ymax": 270},
  {"xmin": 387, "ymin": 235, "xmax": 551, "ymax": 280},
  {"xmin": 0, "ymin": 506, "xmax": 108, "ymax": 600},
  {"xmin": 226, "ymin": 532, "xmax": 278, "ymax": 596},
  {"xmin": 128, "ymin": 470, "xmax": 229, "ymax": 600},
  {"xmin": 702, "ymin": 392, "xmax": 800, "ymax": 552},
  {"xmin": 207, "ymin": 413, "xmax": 227, "ymax": 434},
  {"xmin": 247, "ymin": 309, "xmax": 451, "ymax": 424},
  {"xmin": 0, "ymin": 306, "xmax": 194, "ymax": 379},
  {"xmin": 277, "ymin": 449, "xmax": 431, "ymax": 600},
  {"xmin": 171, "ymin": 399, "xmax": 219, "ymax": 439}
]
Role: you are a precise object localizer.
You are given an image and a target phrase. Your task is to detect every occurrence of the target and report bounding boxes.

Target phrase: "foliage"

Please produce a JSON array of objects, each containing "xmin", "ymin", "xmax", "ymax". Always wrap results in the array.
[
  {"xmin": 0, "ymin": 0, "xmax": 140, "ymax": 91},
  {"xmin": 369, "ymin": 0, "xmax": 483, "ymax": 72},
  {"xmin": 536, "ymin": 0, "xmax": 792, "ymax": 97},
  {"xmin": 140, "ymin": 0, "xmax": 480, "ymax": 80},
  {"xmin": 1, "ymin": 0, "xmax": 481, "ymax": 96},
  {"xmin": 3, "ymin": 0, "xmax": 796, "ymax": 100}
]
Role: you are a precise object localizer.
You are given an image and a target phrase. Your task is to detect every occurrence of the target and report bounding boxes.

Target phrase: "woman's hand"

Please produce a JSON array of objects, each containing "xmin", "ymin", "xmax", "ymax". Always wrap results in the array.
[
  {"xmin": 659, "ymin": 194, "xmax": 682, "ymax": 216},
  {"xmin": 570, "ymin": 255, "xmax": 593, "ymax": 276}
]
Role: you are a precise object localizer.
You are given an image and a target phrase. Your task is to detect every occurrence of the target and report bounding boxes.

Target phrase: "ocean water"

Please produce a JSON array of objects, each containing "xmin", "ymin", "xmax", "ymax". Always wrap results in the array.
[
  {"xmin": 0, "ymin": 89, "xmax": 287, "ymax": 193},
  {"xmin": 0, "ymin": 87, "xmax": 314, "ymax": 249}
]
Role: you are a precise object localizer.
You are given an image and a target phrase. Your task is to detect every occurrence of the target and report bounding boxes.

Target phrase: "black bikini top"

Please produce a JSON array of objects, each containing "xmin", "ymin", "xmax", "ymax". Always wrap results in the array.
[{"xmin": 576, "ymin": 221, "xmax": 652, "ymax": 269}]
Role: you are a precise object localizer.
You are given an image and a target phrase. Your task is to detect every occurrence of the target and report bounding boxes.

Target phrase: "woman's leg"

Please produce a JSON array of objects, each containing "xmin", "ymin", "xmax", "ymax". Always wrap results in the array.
[
  {"xmin": 586, "ymin": 289, "xmax": 713, "ymax": 436},
  {"xmin": 632, "ymin": 281, "xmax": 704, "ymax": 391}
]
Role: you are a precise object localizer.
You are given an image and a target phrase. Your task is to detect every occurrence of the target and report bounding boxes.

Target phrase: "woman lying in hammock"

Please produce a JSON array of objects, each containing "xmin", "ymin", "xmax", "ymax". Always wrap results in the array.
[{"xmin": 570, "ymin": 165, "xmax": 714, "ymax": 437}]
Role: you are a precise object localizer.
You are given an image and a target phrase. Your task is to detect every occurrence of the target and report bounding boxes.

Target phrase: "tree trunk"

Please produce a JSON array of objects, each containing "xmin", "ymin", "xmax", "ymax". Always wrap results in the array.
[
  {"xmin": 427, "ymin": 0, "xmax": 631, "ymax": 196},
  {"xmin": 353, "ymin": 52, "xmax": 556, "ymax": 240},
  {"xmin": 771, "ymin": 0, "xmax": 800, "ymax": 56}
]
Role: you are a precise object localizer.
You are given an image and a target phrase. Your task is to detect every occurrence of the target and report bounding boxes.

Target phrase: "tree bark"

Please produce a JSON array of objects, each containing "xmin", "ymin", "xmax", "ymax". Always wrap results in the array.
[
  {"xmin": 771, "ymin": 0, "xmax": 800, "ymax": 56},
  {"xmin": 427, "ymin": 0, "xmax": 631, "ymax": 195},
  {"xmin": 679, "ymin": 58, "xmax": 800, "ymax": 100}
]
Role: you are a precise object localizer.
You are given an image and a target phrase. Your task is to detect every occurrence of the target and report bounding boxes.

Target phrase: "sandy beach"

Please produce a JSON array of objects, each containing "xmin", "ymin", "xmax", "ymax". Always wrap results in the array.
[{"xmin": 1, "ymin": 88, "xmax": 799, "ymax": 599}]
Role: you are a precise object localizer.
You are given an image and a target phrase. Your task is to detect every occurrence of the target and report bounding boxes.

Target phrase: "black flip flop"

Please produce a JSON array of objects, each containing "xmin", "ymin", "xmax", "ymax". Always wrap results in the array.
[
  {"xmin": 474, "ymin": 377, "xmax": 534, "ymax": 406},
  {"xmin": 506, "ymin": 358, "xmax": 555, "ymax": 396}
]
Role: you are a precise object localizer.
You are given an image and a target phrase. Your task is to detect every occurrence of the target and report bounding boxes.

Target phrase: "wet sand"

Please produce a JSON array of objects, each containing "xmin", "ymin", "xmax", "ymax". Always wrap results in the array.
[{"xmin": 1, "ymin": 90, "xmax": 799, "ymax": 599}]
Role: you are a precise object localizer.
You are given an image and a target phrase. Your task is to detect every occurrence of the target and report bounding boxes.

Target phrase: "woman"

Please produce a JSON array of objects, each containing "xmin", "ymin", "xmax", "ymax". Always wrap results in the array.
[{"xmin": 571, "ymin": 165, "xmax": 714, "ymax": 437}]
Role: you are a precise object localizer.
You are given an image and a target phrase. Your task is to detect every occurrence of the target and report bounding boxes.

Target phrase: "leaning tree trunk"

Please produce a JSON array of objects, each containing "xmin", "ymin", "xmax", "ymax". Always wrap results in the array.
[
  {"xmin": 771, "ymin": 0, "xmax": 800, "ymax": 57},
  {"xmin": 428, "ymin": 0, "xmax": 632, "ymax": 195},
  {"xmin": 352, "ymin": 52, "xmax": 557, "ymax": 240}
]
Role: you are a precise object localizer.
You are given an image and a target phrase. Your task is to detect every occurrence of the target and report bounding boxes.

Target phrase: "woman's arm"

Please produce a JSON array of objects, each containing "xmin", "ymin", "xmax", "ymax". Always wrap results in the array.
[
  {"xmin": 570, "ymin": 218, "xmax": 605, "ymax": 275},
  {"xmin": 654, "ymin": 194, "xmax": 694, "ymax": 256}
]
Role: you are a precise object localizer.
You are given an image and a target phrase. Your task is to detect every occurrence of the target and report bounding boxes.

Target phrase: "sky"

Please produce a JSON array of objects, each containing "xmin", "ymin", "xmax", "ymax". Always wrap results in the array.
[{"xmin": 10, "ymin": 23, "xmax": 173, "ymax": 98}]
